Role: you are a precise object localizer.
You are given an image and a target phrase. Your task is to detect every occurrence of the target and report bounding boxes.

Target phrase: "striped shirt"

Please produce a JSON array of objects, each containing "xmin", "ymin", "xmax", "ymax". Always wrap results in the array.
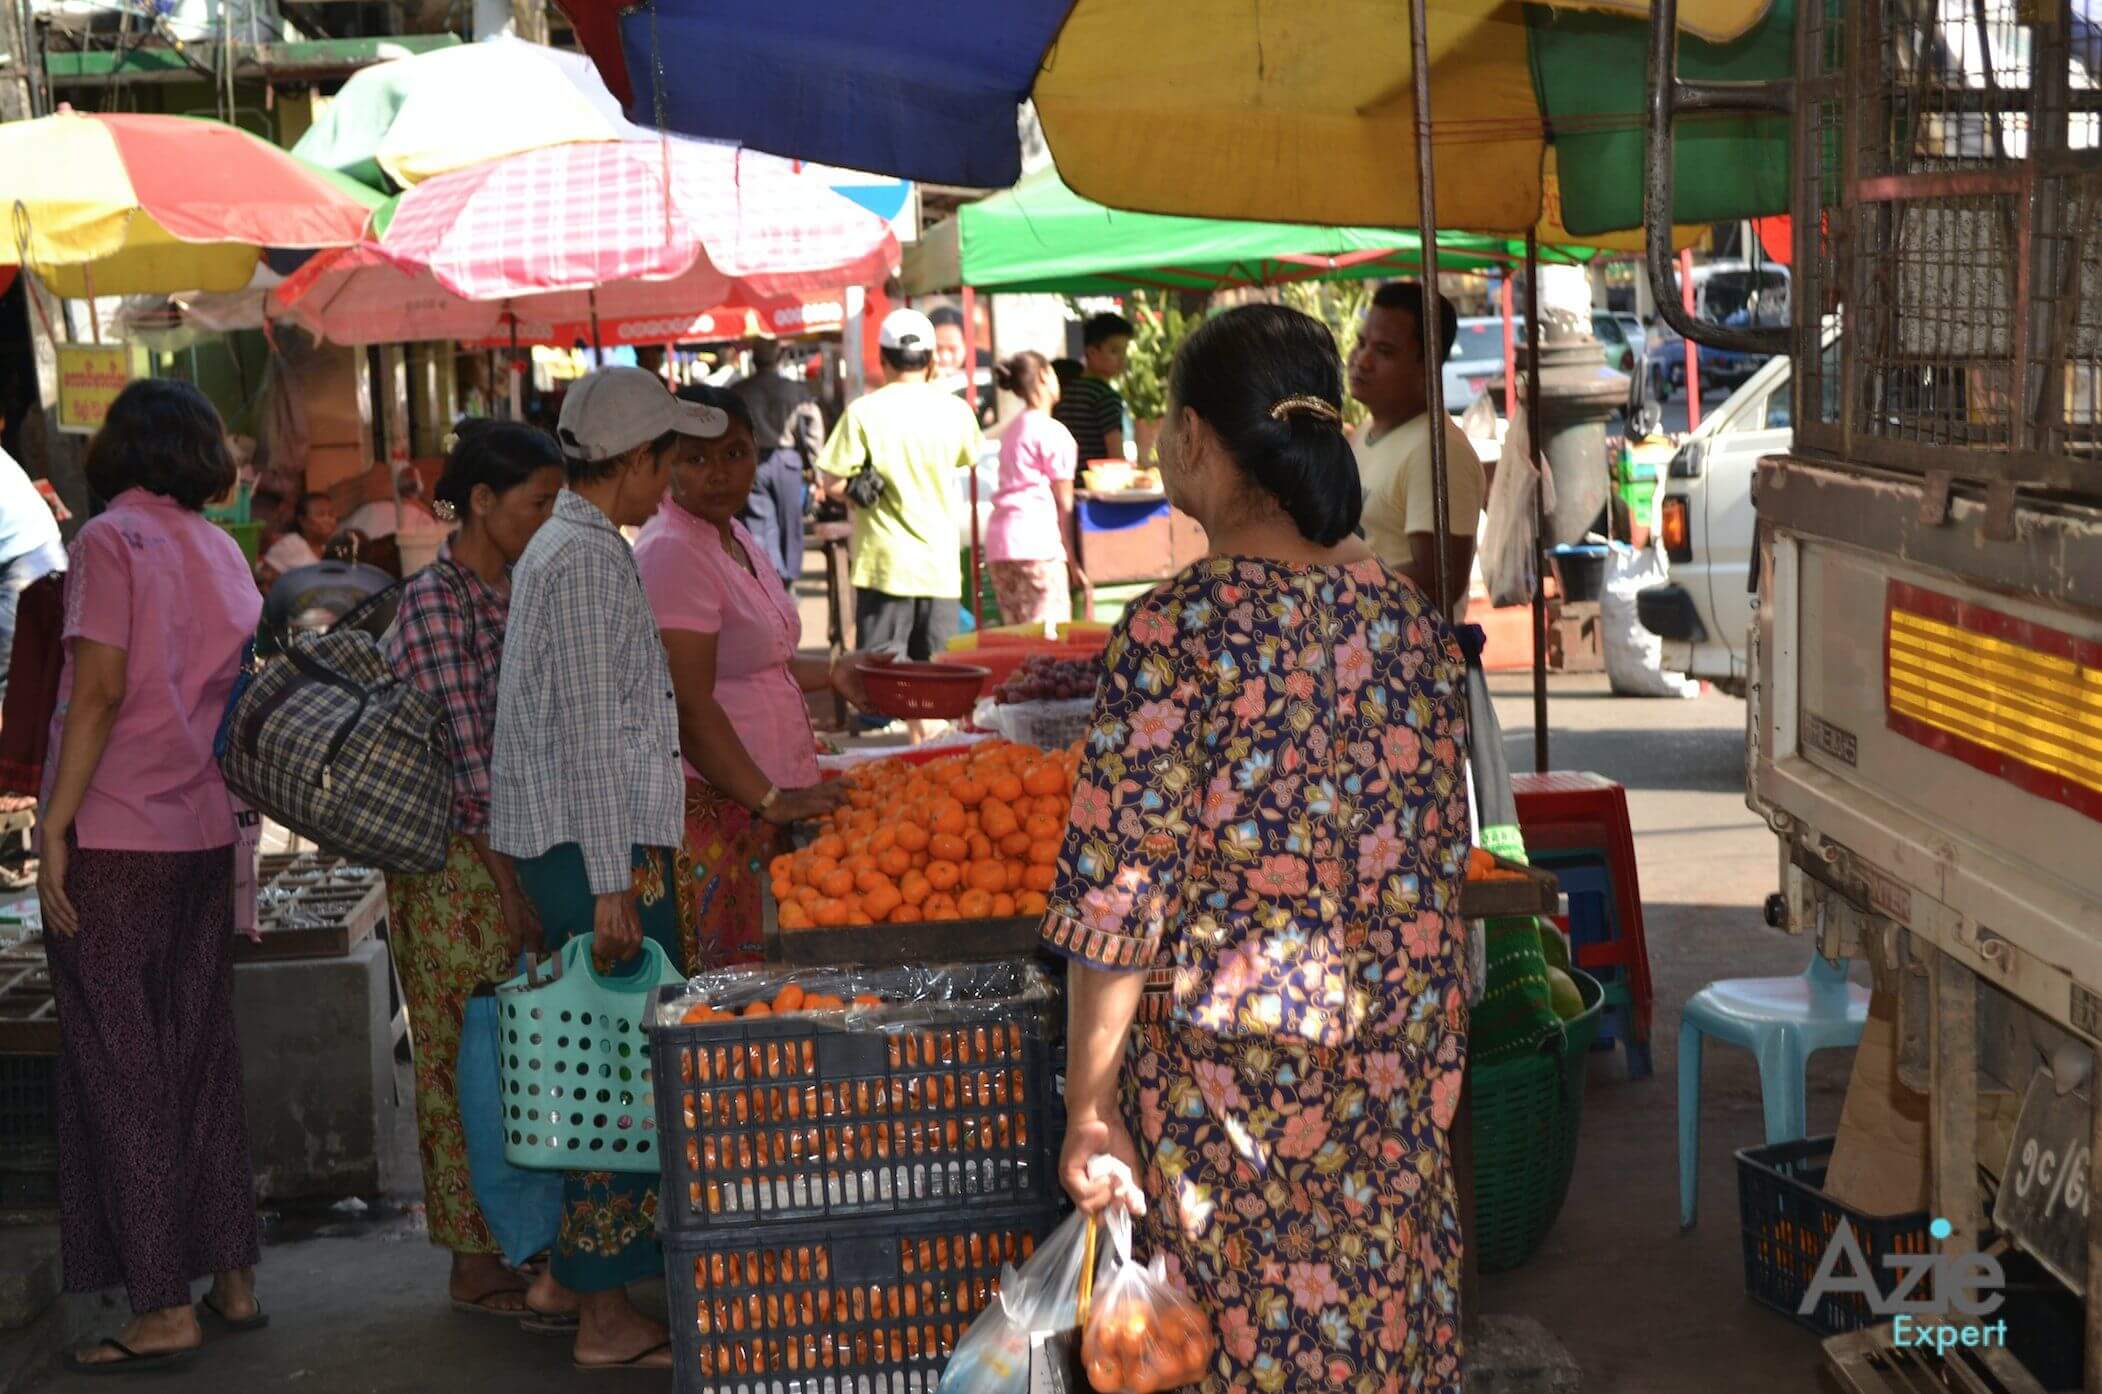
[
  {"xmin": 1052, "ymin": 377, "xmax": 1126, "ymax": 463},
  {"xmin": 489, "ymin": 490, "xmax": 683, "ymax": 895}
]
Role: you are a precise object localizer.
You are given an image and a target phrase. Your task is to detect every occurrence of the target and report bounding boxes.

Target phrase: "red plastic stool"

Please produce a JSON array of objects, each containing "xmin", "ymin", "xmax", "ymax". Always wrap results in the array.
[{"xmin": 1512, "ymin": 772, "xmax": 1655, "ymax": 1065}]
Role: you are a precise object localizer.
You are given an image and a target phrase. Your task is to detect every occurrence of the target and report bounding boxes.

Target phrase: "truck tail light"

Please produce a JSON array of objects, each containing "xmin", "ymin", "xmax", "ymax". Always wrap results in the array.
[{"xmin": 1661, "ymin": 496, "xmax": 1692, "ymax": 563}]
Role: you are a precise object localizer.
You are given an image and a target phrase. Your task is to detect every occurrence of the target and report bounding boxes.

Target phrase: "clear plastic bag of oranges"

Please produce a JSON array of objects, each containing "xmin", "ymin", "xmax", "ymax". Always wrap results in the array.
[{"xmin": 1079, "ymin": 1177, "xmax": 1217, "ymax": 1393}]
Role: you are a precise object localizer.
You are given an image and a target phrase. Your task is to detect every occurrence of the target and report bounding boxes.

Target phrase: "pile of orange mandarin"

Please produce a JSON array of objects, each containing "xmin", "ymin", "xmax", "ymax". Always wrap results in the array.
[{"xmin": 770, "ymin": 739, "xmax": 1081, "ymax": 929}]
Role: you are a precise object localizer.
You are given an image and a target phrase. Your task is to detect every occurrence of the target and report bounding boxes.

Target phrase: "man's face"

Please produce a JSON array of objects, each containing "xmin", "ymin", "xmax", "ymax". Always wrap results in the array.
[
  {"xmin": 933, "ymin": 324, "xmax": 969, "ymax": 377},
  {"xmin": 300, "ymin": 496, "xmax": 338, "ymax": 542},
  {"xmin": 1349, "ymin": 304, "xmax": 1427, "ymax": 422},
  {"xmin": 1085, "ymin": 334, "xmax": 1130, "ymax": 380}
]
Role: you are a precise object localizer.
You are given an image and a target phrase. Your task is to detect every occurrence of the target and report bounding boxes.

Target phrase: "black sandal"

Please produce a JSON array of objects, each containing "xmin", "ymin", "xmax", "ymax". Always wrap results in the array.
[
  {"xmin": 62, "ymin": 1339, "xmax": 199, "ymax": 1375},
  {"xmin": 519, "ymin": 1305, "xmax": 582, "ymax": 1336},
  {"xmin": 574, "ymin": 1340, "xmax": 672, "ymax": 1372},
  {"xmin": 200, "ymin": 1293, "xmax": 270, "ymax": 1333},
  {"xmin": 450, "ymin": 1284, "xmax": 531, "ymax": 1319}
]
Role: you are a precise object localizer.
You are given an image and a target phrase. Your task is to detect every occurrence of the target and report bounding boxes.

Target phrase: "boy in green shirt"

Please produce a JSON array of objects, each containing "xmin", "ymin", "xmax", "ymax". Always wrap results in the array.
[{"xmin": 815, "ymin": 308, "xmax": 985, "ymax": 662}]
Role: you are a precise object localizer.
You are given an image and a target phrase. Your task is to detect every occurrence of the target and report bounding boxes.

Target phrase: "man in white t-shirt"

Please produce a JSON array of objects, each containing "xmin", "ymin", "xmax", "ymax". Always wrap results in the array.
[{"xmin": 1347, "ymin": 281, "xmax": 1485, "ymax": 617}]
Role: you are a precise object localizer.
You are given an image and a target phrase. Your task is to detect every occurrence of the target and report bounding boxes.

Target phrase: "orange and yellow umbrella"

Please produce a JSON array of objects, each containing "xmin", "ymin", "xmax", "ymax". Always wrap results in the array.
[{"xmin": 0, "ymin": 107, "xmax": 380, "ymax": 298}]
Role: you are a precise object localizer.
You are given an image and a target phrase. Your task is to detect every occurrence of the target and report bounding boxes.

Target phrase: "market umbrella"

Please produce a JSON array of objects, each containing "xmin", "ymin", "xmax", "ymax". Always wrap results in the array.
[
  {"xmin": 903, "ymin": 166, "xmax": 1597, "ymax": 297},
  {"xmin": 554, "ymin": 0, "xmax": 1789, "ymax": 236},
  {"xmin": 0, "ymin": 108, "xmax": 382, "ymax": 296},
  {"xmin": 271, "ymin": 140, "xmax": 897, "ymax": 345}
]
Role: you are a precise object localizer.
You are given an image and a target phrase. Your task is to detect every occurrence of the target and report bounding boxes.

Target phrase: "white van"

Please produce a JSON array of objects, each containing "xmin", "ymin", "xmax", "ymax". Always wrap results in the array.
[{"xmin": 1634, "ymin": 346, "xmax": 1795, "ymax": 696}]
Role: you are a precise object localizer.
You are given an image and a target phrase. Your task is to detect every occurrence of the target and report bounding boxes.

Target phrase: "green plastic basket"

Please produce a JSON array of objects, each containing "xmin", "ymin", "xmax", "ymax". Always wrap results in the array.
[
  {"xmin": 1469, "ymin": 967, "xmax": 1603, "ymax": 1274},
  {"xmin": 497, "ymin": 936, "xmax": 685, "ymax": 1174}
]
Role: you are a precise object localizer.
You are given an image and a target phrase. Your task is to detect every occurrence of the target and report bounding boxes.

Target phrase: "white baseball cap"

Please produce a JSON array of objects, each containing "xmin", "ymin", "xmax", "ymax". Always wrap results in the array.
[
  {"xmin": 878, "ymin": 308, "xmax": 937, "ymax": 353},
  {"xmin": 557, "ymin": 366, "xmax": 727, "ymax": 463}
]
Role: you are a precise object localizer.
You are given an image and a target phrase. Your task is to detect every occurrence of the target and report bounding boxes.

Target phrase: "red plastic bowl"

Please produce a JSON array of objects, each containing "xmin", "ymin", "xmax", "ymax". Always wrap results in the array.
[{"xmin": 857, "ymin": 660, "xmax": 992, "ymax": 720}]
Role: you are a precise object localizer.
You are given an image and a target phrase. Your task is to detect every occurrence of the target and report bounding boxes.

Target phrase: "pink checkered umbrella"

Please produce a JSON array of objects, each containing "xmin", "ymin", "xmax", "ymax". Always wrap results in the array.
[{"xmin": 271, "ymin": 138, "xmax": 897, "ymax": 344}]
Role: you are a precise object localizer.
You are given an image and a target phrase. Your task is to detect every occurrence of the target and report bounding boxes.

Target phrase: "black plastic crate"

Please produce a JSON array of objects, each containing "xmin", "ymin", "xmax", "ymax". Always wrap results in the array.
[
  {"xmin": 1737, "ymin": 1135, "xmax": 1935, "ymax": 1334},
  {"xmin": 665, "ymin": 1204, "xmax": 1059, "ymax": 1394},
  {"xmin": 650, "ymin": 963, "xmax": 1059, "ymax": 1234},
  {"xmin": 0, "ymin": 1053, "xmax": 56, "ymax": 1152}
]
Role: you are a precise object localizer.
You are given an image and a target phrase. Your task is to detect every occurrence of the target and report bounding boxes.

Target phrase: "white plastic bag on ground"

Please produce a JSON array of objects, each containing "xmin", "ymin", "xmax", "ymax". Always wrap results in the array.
[
  {"xmin": 1602, "ymin": 542, "xmax": 1698, "ymax": 698},
  {"xmin": 1479, "ymin": 403, "xmax": 1557, "ymax": 608}
]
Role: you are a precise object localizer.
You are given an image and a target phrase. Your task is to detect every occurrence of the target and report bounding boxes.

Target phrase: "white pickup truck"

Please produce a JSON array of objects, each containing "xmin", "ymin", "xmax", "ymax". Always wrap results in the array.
[{"xmin": 1634, "ymin": 348, "xmax": 1793, "ymax": 697}]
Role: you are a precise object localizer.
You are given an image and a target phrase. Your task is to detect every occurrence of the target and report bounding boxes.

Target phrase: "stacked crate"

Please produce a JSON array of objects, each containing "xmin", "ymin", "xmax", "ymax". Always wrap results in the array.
[{"xmin": 648, "ymin": 963, "xmax": 1064, "ymax": 1394}]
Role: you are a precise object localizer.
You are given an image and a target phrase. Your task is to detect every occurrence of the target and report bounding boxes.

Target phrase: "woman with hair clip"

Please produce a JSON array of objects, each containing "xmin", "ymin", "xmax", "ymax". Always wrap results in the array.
[
  {"xmin": 1044, "ymin": 304, "xmax": 1473, "ymax": 1391},
  {"xmin": 382, "ymin": 420, "xmax": 565, "ymax": 1322},
  {"xmin": 986, "ymin": 350, "xmax": 1085, "ymax": 626}
]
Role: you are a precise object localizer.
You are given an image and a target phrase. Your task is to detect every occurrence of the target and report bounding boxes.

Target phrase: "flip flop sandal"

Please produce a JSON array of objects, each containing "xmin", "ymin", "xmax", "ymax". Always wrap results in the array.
[
  {"xmin": 450, "ymin": 1285, "xmax": 532, "ymax": 1319},
  {"xmin": 62, "ymin": 1339, "xmax": 199, "ymax": 1375},
  {"xmin": 574, "ymin": 1340, "xmax": 673, "ymax": 1373},
  {"xmin": 519, "ymin": 1308, "xmax": 582, "ymax": 1337},
  {"xmin": 200, "ymin": 1294, "xmax": 270, "ymax": 1334}
]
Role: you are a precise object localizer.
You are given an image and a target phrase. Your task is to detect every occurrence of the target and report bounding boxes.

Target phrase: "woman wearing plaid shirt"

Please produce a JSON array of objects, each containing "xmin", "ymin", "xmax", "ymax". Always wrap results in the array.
[
  {"xmin": 382, "ymin": 421, "xmax": 563, "ymax": 1323},
  {"xmin": 490, "ymin": 366, "xmax": 727, "ymax": 1372}
]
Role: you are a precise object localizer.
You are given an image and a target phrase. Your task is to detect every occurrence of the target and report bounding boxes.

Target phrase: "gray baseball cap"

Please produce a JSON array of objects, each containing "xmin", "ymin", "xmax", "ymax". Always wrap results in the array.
[{"xmin": 557, "ymin": 366, "xmax": 727, "ymax": 463}]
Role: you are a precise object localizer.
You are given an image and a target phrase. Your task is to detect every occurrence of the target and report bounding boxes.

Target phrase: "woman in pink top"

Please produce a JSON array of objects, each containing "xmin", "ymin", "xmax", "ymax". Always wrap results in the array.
[
  {"xmin": 986, "ymin": 351, "xmax": 1085, "ymax": 626},
  {"xmin": 634, "ymin": 386, "xmax": 883, "ymax": 967},
  {"xmin": 37, "ymin": 380, "xmax": 266, "ymax": 1371}
]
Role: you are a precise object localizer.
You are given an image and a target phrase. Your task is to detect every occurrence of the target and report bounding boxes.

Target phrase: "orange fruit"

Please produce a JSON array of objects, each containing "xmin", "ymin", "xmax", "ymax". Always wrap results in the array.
[
  {"xmin": 1023, "ymin": 863, "xmax": 1058, "ymax": 892},
  {"xmin": 810, "ymin": 833, "xmax": 846, "ymax": 860},
  {"xmin": 895, "ymin": 822, "xmax": 929, "ymax": 852},
  {"xmin": 794, "ymin": 884, "xmax": 822, "ymax": 907},
  {"xmin": 1016, "ymin": 890, "xmax": 1050, "ymax": 916},
  {"xmin": 957, "ymin": 888, "xmax": 994, "ymax": 919},
  {"xmin": 899, "ymin": 873, "xmax": 931, "ymax": 906},
  {"xmin": 1000, "ymin": 831, "xmax": 1034, "ymax": 858},
  {"xmin": 778, "ymin": 900, "xmax": 813, "ymax": 930},
  {"xmin": 1022, "ymin": 763, "xmax": 1066, "ymax": 796},
  {"xmin": 870, "ymin": 826, "xmax": 898, "ymax": 854},
  {"xmin": 769, "ymin": 854, "xmax": 795, "ymax": 880},
  {"xmin": 925, "ymin": 894, "xmax": 960, "ymax": 921},
  {"xmin": 855, "ymin": 868, "xmax": 892, "ymax": 897},
  {"xmin": 953, "ymin": 778, "xmax": 988, "ymax": 807},
  {"xmin": 814, "ymin": 897, "xmax": 850, "ymax": 927},
  {"xmin": 932, "ymin": 801, "xmax": 967, "ymax": 836},
  {"xmin": 863, "ymin": 884, "xmax": 903, "ymax": 919},
  {"xmin": 991, "ymin": 893, "xmax": 1016, "ymax": 918},
  {"xmin": 969, "ymin": 861, "xmax": 1008, "ymax": 894},
  {"xmin": 980, "ymin": 802, "xmax": 1019, "ymax": 839},
  {"xmin": 743, "ymin": 1001, "xmax": 772, "ymax": 1018},
  {"xmin": 808, "ymin": 854, "xmax": 841, "ymax": 883},
  {"xmin": 877, "ymin": 846, "xmax": 913, "ymax": 878},
  {"xmin": 925, "ymin": 860, "xmax": 961, "ymax": 892},
  {"xmin": 967, "ymin": 832, "xmax": 994, "ymax": 862},
  {"xmin": 1028, "ymin": 839, "xmax": 1061, "ymax": 867},
  {"xmin": 853, "ymin": 994, "xmax": 883, "ymax": 1008},
  {"xmin": 819, "ymin": 868, "xmax": 856, "ymax": 899},
  {"xmin": 929, "ymin": 832, "xmax": 969, "ymax": 863},
  {"xmin": 989, "ymin": 774, "xmax": 1025, "ymax": 803},
  {"xmin": 773, "ymin": 983, "xmax": 806, "ymax": 1013},
  {"xmin": 887, "ymin": 904, "xmax": 918, "ymax": 924},
  {"xmin": 844, "ymin": 853, "xmax": 876, "ymax": 877}
]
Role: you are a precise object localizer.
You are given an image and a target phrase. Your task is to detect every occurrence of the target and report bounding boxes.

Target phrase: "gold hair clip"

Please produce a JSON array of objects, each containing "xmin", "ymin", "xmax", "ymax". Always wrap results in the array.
[
  {"xmin": 431, "ymin": 499, "xmax": 459, "ymax": 523},
  {"xmin": 1269, "ymin": 394, "xmax": 1342, "ymax": 425}
]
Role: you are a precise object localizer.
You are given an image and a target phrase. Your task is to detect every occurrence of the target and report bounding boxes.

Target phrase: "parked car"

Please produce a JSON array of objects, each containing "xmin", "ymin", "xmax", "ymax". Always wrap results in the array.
[
  {"xmin": 1443, "ymin": 315, "xmax": 1524, "ymax": 413},
  {"xmin": 1590, "ymin": 310, "xmax": 1641, "ymax": 375},
  {"xmin": 1635, "ymin": 346, "xmax": 1795, "ymax": 696}
]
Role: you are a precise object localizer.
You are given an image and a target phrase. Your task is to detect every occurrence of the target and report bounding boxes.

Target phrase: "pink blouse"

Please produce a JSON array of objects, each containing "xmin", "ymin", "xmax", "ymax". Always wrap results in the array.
[
  {"xmin": 633, "ymin": 503, "xmax": 819, "ymax": 790},
  {"xmin": 45, "ymin": 489, "xmax": 262, "ymax": 851}
]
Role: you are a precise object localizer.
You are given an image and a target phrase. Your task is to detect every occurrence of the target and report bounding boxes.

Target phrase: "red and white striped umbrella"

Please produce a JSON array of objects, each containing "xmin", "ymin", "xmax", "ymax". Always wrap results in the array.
[{"xmin": 272, "ymin": 138, "xmax": 896, "ymax": 344}]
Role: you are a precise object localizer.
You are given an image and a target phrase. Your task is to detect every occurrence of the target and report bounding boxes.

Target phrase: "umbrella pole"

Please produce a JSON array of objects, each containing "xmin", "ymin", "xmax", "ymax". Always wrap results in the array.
[
  {"xmin": 84, "ymin": 263, "xmax": 99, "ymax": 344},
  {"xmin": 1406, "ymin": 0, "xmax": 1451, "ymax": 617},
  {"xmin": 1526, "ymin": 232, "xmax": 1548, "ymax": 774},
  {"xmin": 508, "ymin": 313, "xmax": 522, "ymax": 421},
  {"xmin": 589, "ymin": 289, "xmax": 604, "ymax": 362},
  {"xmin": 1500, "ymin": 277, "xmax": 1516, "ymax": 421},
  {"xmin": 963, "ymin": 283, "xmax": 982, "ymax": 631}
]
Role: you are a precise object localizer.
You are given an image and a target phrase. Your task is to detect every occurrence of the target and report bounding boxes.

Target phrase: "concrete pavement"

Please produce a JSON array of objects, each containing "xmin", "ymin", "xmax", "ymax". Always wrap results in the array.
[{"xmin": 6, "ymin": 674, "xmax": 1840, "ymax": 1393}]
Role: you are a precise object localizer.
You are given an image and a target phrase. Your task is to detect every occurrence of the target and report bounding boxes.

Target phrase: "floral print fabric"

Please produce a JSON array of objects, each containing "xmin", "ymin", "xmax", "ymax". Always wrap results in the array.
[
  {"xmin": 1041, "ymin": 556, "xmax": 1471, "ymax": 1392},
  {"xmin": 672, "ymin": 778, "xmax": 783, "ymax": 971},
  {"xmin": 386, "ymin": 833, "xmax": 517, "ymax": 1252}
]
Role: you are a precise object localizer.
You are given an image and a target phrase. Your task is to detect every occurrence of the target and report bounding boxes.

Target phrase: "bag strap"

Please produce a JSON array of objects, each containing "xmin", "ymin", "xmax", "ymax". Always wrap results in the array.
[
  {"xmin": 1076, "ymin": 1216, "xmax": 1098, "ymax": 1327},
  {"xmin": 326, "ymin": 578, "xmax": 405, "ymax": 637}
]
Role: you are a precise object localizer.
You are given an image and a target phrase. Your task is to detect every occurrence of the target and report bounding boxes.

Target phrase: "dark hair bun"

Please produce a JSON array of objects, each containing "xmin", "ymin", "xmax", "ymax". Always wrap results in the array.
[
  {"xmin": 993, "ymin": 350, "xmax": 1050, "ymax": 399},
  {"xmin": 433, "ymin": 419, "xmax": 562, "ymax": 516},
  {"xmin": 1167, "ymin": 305, "xmax": 1362, "ymax": 546}
]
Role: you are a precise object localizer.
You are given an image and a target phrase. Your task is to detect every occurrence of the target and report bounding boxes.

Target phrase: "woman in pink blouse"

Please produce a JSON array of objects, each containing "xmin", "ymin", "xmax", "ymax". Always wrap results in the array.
[
  {"xmin": 634, "ymin": 385, "xmax": 883, "ymax": 967},
  {"xmin": 986, "ymin": 351, "xmax": 1084, "ymax": 626},
  {"xmin": 37, "ymin": 381, "xmax": 266, "ymax": 1371}
]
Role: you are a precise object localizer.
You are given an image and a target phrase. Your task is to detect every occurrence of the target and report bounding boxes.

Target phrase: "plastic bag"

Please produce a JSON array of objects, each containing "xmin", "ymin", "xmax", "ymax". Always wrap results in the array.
[
  {"xmin": 1479, "ymin": 402, "xmax": 1557, "ymax": 608},
  {"xmin": 940, "ymin": 1209, "xmax": 1103, "ymax": 1393},
  {"xmin": 656, "ymin": 959, "xmax": 1056, "ymax": 1029},
  {"xmin": 1081, "ymin": 1173, "xmax": 1216, "ymax": 1394},
  {"xmin": 1600, "ymin": 542, "xmax": 1699, "ymax": 699}
]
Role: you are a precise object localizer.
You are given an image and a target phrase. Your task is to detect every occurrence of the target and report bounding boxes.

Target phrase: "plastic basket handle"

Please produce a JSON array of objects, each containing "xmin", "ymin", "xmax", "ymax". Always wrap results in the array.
[{"xmin": 556, "ymin": 932, "xmax": 678, "ymax": 995}]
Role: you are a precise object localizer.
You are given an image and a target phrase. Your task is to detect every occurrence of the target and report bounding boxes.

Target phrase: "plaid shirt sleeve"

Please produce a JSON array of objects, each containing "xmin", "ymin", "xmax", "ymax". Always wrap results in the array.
[
  {"xmin": 386, "ymin": 573, "xmax": 491, "ymax": 834},
  {"xmin": 541, "ymin": 546, "xmax": 638, "ymax": 896}
]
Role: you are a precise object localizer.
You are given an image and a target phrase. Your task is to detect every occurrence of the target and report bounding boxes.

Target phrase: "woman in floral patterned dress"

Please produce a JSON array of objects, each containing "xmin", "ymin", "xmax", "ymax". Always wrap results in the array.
[
  {"xmin": 1045, "ymin": 304, "xmax": 1472, "ymax": 1394},
  {"xmin": 384, "ymin": 422, "xmax": 564, "ymax": 1319}
]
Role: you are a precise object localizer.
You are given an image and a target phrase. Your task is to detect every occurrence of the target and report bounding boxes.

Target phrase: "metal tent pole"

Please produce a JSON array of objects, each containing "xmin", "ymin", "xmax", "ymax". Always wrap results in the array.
[
  {"xmin": 1526, "ymin": 232, "xmax": 1548, "ymax": 773},
  {"xmin": 1407, "ymin": 0, "xmax": 1452, "ymax": 616}
]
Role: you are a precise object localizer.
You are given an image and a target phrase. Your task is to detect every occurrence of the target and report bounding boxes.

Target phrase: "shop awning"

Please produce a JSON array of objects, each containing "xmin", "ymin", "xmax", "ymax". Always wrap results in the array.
[
  {"xmin": 902, "ymin": 167, "xmax": 1596, "ymax": 297},
  {"xmin": 554, "ymin": 0, "xmax": 1789, "ymax": 234}
]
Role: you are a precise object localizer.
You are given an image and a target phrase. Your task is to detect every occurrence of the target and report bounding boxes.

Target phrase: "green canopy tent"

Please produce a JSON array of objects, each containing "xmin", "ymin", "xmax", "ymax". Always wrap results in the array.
[{"xmin": 902, "ymin": 167, "xmax": 1594, "ymax": 297}]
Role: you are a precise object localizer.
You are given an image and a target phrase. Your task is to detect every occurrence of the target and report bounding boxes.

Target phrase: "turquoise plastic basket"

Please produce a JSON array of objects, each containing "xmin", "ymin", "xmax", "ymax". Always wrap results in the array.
[{"xmin": 496, "ymin": 937, "xmax": 685, "ymax": 1174}]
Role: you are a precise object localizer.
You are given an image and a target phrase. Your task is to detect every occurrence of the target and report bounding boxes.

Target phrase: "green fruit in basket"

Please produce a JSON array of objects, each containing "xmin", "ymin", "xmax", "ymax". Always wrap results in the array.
[
  {"xmin": 1544, "ymin": 965, "xmax": 1584, "ymax": 1021},
  {"xmin": 1538, "ymin": 921, "xmax": 1571, "ymax": 973}
]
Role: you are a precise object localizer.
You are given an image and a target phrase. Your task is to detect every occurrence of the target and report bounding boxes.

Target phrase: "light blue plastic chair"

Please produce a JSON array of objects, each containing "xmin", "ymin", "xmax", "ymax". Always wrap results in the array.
[{"xmin": 1677, "ymin": 954, "xmax": 1869, "ymax": 1230}]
